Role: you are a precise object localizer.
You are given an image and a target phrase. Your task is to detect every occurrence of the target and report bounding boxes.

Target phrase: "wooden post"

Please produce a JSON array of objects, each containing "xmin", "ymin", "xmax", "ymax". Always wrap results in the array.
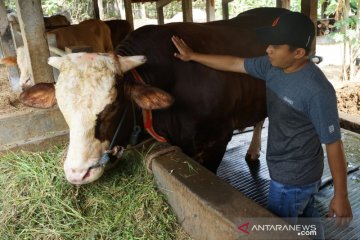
[
  {"xmin": 182, "ymin": 0, "xmax": 193, "ymax": 22},
  {"xmin": 8, "ymin": 20, "xmax": 23, "ymax": 48},
  {"xmin": 93, "ymin": 0, "xmax": 100, "ymax": 19},
  {"xmin": 0, "ymin": 0, "xmax": 20, "ymax": 91},
  {"xmin": 276, "ymin": 0, "xmax": 290, "ymax": 9},
  {"xmin": 124, "ymin": 0, "xmax": 134, "ymax": 29},
  {"xmin": 301, "ymin": 0, "xmax": 318, "ymax": 55},
  {"xmin": 15, "ymin": 0, "xmax": 54, "ymax": 85},
  {"xmin": 156, "ymin": 0, "xmax": 172, "ymax": 25},
  {"xmin": 156, "ymin": 7, "xmax": 164, "ymax": 25},
  {"xmin": 222, "ymin": 0, "xmax": 233, "ymax": 20},
  {"xmin": 47, "ymin": 33, "xmax": 61, "ymax": 81},
  {"xmin": 206, "ymin": 0, "xmax": 215, "ymax": 22}
]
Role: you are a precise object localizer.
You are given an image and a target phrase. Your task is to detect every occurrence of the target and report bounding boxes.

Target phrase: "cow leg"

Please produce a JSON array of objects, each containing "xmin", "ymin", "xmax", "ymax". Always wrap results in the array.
[
  {"xmin": 194, "ymin": 140, "xmax": 230, "ymax": 173},
  {"xmin": 194, "ymin": 126, "xmax": 233, "ymax": 174},
  {"xmin": 245, "ymin": 120, "xmax": 264, "ymax": 161}
]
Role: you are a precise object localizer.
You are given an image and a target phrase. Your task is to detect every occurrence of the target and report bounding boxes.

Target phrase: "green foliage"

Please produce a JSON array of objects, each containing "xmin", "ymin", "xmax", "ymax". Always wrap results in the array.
[
  {"xmin": 322, "ymin": 0, "xmax": 359, "ymax": 16},
  {"xmin": 4, "ymin": 0, "xmax": 15, "ymax": 11},
  {"xmin": 332, "ymin": 16, "xmax": 360, "ymax": 46},
  {"xmin": 42, "ymin": 0, "xmax": 59, "ymax": 15}
]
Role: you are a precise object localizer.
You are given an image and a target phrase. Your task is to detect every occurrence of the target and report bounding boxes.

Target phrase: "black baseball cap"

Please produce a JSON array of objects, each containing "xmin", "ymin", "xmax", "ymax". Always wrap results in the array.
[{"xmin": 256, "ymin": 11, "xmax": 315, "ymax": 49}]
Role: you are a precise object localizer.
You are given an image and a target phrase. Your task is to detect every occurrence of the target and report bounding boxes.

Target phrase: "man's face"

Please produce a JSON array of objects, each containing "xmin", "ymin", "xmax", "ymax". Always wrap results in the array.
[{"xmin": 266, "ymin": 44, "xmax": 298, "ymax": 69}]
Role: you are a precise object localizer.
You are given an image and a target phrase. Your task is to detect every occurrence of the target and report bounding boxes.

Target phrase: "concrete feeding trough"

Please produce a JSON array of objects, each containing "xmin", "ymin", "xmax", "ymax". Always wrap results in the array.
[
  {"xmin": 0, "ymin": 107, "xmax": 68, "ymax": 154},
  {"xmin": 140, "ymin": 140, "xmax": 305, "ymax": 240}
]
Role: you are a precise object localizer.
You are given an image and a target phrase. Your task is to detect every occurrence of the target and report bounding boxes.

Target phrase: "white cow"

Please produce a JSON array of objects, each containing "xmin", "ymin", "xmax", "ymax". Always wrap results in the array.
[{"xmin": 21, "ymin": 53, "xmax": 147, "ymax": 184}]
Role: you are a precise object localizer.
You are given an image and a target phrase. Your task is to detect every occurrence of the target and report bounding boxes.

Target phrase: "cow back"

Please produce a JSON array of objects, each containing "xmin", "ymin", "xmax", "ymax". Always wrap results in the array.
[
  {"xmin": 44, "ymin": 14, "xmax": 70, "ymax": 30},
  {"xmin": 49, "ymin": 19, "xmax": 113, "ymax": 52},
  {"xmin": 116, "ymin": 7, "xmax": 288, "ymax": 139},
  {"xmin": 104, "ymin": 20, "xmax": 132, "ymax": 48}
]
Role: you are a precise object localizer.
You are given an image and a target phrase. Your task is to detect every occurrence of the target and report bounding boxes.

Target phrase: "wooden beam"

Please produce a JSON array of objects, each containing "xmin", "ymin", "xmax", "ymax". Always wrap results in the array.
[
  {"xmin": 156, "ymin": 0, "xmax": 173, "ymax": 9},
  {"xmin": 156, "ymin": 0, "xmax": 173, "ymax": 24},
  {"xmin": 93, "ymin": 0, "xmax": 100, "ymax": 19},
  {"xmin": 222, "ymin": 0, "xmax": 234, "ymax": 20},
  {"xmin": 15, "ymin": 0, "xmax": 54, "ymax": 85},
  {"xmin": 8, "ymin": 20, "xmax": 23, "ymax": 48},
  {"xmin": 0, "ymin": 1, "xmax": 7, "ymax": 38},
  {"xmin": 157, "ymin": 7, "xmax": 165, "ymax": 25},
  {"xmin": 206, "ymin": 0, "xmax": 215, "ymax": 22},
  {"xmin": 301, "ymin": 0, "xmax": 318, "ymax": 55},
  {"xmin": 0, "ymin": 0, "xmax": 20, "ymax": 91},
  {"xmin": 182, "ymin": 0, "xmax": 193, "ymax": 22},
  {"xmin": 276, "ymin": 0, "xmax": 290, "ymax": 9},
  {"xmin": 124, "ymin": 0, "xmax": 134, "ymax": 29}
]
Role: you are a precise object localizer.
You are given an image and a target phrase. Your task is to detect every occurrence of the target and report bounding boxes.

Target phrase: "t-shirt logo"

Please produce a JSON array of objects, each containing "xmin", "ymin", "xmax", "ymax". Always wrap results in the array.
[
  {"xmin": 283, "ymin": 96, "xmax": 294, "ymax": 105},
  {"xmin": 272, "ymin": 17, "xmax": 280, "ymax": 27}
]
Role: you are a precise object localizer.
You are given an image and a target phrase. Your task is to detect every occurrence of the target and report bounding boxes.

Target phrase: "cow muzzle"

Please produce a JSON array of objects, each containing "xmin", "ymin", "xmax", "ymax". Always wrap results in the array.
[
  {"xmin": 64, "ymin": 146, "xmax": 125, "ymax": 185},
  {"xmin": 65, "ymin": 165, "xmax": 104, "ymax": 185}
]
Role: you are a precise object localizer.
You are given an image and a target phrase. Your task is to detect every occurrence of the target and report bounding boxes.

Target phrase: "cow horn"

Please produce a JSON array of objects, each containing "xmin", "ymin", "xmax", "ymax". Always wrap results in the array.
[
  {"xmin": 117, "ymin": 55, "xmax": 147, "ymax": 73},
  {"xmin": 48, "ymin": 56, "xmax": 63, "ymax": 69}
]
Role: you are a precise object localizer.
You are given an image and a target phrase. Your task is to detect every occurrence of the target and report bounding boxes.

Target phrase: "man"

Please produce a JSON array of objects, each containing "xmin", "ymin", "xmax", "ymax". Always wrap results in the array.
[{"xmin": 172, "ymin": 10, "xmax": 352, "ymax": 236}]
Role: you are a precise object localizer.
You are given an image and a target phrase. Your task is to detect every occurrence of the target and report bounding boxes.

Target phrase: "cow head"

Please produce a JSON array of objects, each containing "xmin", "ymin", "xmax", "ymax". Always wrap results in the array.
[{"xmin": 20, "ymin": 52, "xmax": 174, "ymax": 184}]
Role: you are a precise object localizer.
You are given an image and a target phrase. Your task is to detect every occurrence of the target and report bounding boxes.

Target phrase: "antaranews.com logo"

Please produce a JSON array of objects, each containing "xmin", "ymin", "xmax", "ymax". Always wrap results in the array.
[
  {"xmin": 235, "ymin": 218, "xmax": 321, "ymax": 239},
  {"xmin": 238, "ymin": 222, "xmax": 317, "ymax": 236}
]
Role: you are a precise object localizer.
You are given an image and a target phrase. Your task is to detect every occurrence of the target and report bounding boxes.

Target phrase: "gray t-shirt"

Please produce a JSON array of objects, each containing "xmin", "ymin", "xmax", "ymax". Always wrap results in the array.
[{"xmin": 244, "ymin": 56, "xmax": 341, "ymax": 185}]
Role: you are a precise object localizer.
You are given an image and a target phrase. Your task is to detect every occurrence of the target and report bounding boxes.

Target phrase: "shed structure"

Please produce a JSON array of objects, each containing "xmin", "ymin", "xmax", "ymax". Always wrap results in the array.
[{"xmin": 0, "ymin": 0, "xmax": 317, "ymax": 91}]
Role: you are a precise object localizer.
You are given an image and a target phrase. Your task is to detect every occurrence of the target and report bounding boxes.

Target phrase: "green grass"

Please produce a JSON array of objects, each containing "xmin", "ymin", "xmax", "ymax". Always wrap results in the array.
[{"xmin": 0, "ymin": 146, "xmax": 190, "ymax": 239}]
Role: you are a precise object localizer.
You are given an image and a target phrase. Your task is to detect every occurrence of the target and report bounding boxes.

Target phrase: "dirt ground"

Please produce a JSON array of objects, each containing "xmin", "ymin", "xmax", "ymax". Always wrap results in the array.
[
  {"xmin": 316, "ymin": 37, "xmax": 360, "ymax": 115},
  {"xmin": 0, "ymin": 66, "xmax": 28, "ymax": 115},
  {"xmin": 0, "ymin": 36, "xmax": 359, "ymax": 116}
]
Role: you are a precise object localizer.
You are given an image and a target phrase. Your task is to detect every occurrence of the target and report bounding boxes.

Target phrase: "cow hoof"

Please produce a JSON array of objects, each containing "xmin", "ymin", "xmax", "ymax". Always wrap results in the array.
[{"xmin": 245, "ymin": 153, "xmax": 260, "ymax": 162}]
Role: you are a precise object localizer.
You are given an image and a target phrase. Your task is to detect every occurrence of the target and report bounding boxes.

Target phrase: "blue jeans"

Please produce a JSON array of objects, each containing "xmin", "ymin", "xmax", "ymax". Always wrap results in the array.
[{"xmin": 267, "ymin": 179, "xmax": 324, "ymax": 239}]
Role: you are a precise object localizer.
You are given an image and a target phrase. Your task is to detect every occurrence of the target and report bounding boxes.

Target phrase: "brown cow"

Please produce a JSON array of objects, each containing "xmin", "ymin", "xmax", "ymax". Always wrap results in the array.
[
  {"xmin": 7, "ymin": 13, "xmax": 71, "ymax": 33},
  {"xmin": 49, "ymin": 19, "xmax": 113, "ymax": 52},
  {"xmin": 20, "ymin": 7, "xmax": 287, "ymax": 184},
  {"xmin": 44, "ymin": 14, "xmax": 71, "ymax": 30},
  {"xmin": 1, "ymin": 19, "xmax": 113, "ymax": 90},
  {"xmin": 103, "ymin": 20, "xmax": 132, "ymax": 48}
]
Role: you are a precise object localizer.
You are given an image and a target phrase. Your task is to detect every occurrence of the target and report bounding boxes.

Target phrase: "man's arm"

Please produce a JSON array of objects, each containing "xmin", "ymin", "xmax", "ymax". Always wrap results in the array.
[
  {"xmin": 171, "ymin": 36, "xmax": 247, "ymax": 73},
  {"xmin": 326, "ymin": 139, "xmax": 353, "ymax": 226}
]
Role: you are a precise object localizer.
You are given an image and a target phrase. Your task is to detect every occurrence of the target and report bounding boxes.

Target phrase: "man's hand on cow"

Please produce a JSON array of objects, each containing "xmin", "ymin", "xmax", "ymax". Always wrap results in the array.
[{"xmin": 172, "ymin": 36, "xmax": 194, "ymax": 61}]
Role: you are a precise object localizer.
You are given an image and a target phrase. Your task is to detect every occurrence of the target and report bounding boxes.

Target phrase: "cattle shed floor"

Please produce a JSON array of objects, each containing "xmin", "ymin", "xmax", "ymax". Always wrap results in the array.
[{"xmin": 217, "ymin": 120, "xmax": 360, "ymax": 240}]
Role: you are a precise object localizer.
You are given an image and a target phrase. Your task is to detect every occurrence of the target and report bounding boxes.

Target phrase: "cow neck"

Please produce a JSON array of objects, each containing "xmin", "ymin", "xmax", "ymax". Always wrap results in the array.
[
  {"xmin": 130, "ymin": 69, "xmax": 167, "ymax": 143},
  {"xmin": 91, "ymin": 102, "xmax": 130, "ymax": 169}
]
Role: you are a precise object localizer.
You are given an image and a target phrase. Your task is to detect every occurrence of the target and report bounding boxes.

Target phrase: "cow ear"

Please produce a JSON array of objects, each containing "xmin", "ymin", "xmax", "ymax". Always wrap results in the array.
[
  {"xmin": 130, "ymin": 84, "xmax": 174, "ymax": 110},
  {"xmin": 48, "ymin": 56, "xmax": 64, "ymax": 70},
  {"xmin": 0, "ymin": 56, "xmax": 17, "ymax": 66},
  {"xmin": 20, "ymin": 83, "xmax": 56, "ymax": 108},
  {"xmin": 117, "ymin": 55, "xmax": 146, "ymax": 73}
]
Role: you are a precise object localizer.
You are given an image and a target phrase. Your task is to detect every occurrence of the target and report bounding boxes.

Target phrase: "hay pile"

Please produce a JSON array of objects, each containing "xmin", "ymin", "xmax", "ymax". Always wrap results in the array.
[
  {"xmin": 0, "ymin": 66, "xmax": 28, "ymax": 115},
  {"xmin": 0, "ymin": 146, "xmax": 190, "ymax": 239}
]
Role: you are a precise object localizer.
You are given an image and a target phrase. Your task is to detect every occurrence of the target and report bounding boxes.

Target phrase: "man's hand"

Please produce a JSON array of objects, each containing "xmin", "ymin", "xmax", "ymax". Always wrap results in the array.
[
  {"xmin": 326, "ymin": 140, "xmax": 353, "ymax": 228},
  {"xmin": 172, "ymin": 35, "xmax": 194, "ymax": 61},
  {"xmin": 328, "ymin": 195, "xmax": 353, "ymax": 227},
  {"xmin": 171, "ymin": 35, "xmax": 247, "ymax": 73}
]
